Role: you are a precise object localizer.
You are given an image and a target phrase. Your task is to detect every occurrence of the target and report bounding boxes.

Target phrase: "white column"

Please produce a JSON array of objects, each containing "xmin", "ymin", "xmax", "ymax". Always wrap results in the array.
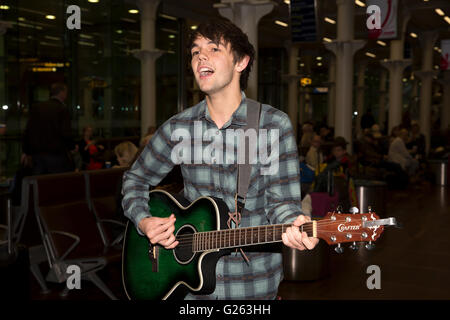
[
  {"xmin": 325, "ymin": 0, "xmax": 365, "ymax": 153},
  {"xmin": 380, "ymin": 10, "xmax": 411, "ymax": 135},
  {"xmin": 327, "ymin": 55, "xmax": 336, "ymax": 128},
  {"xmin": 440, "ymin": 71, "xmax": 450, "ymax": 131},
  {"xmin": 415, "ymin": 31, "xmax": 439, "ymax": 155},
  {"xmin": 378, "ymin": 70, "xmax": 387, "ymax": 131},
  {"xmin": 215, "ymin": 0, "xmax": 275, "ymax": 100},
  {"xmin": 134, "ymin": 0, "xmax": 162, "ymax": 138},
  {"xmin": 381, "ymin": 59, "xmax": 411, "ymax": 133},
  {"xmin": 283, "ymin": 43, "xmax": 301, "ymax": 139}
]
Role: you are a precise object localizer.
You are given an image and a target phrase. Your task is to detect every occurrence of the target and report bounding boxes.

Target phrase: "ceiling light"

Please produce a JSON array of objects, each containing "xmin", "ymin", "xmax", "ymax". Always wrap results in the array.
[
  {"xmin": 284, "ymin": 0, "xmax": 290, "ymax": 4},
  {"xmin": 46, "ymin": 15, "xmax": 56, "ymax": 20},
  {"xmin": 365, "ymin": 52, "xmax": 376, "ymax": 58},
  {"xmin": 317, "ymin": 62, "xmax": 322, "ymax": 66},
  {"xmin": 18, "ymin": 17, "xmax": 26, "ymax": 21},
  {"xmin": 316, "ymin": 56, "xmax": 322, "ymax": 60},
  {"xmin": 323, "ymin": 37, "xmax": 332, "ymax": 43},
  {"xmin": 0, "ymin": 5, "xmax": 9, "ymax": 10},
  {"xmin": 159, "ymin": 14, "xmax": 177, "ymax": 21},
  {"xmin": 128, "ymin": 9, "xmax": 139, "ymax": 14},
  {"xmin": 2, "ymin": 105, "xmax": 8, "ymax": 110},
  {"xmin": 300, "ymin": 63, "xmax": 305, "ymax": 67},
  {"xmin": 435, "ymin": 8, "xmax": 445, "ymax": 16},
  {"xmin": 355, "ymin": 0, "xmax": 365, "ymax": 7},
  {"xmin": 410, "ymin": 32, "xmax": 418, "ymax": 38},
  {"xmin": 168, "ymin": 35, "xmax": 175, "ymax": 39},
  {"xmin": 116, "ymin": 30, "xmax": 123, "ymax": 34},
  {"xmin": 275, "ymin": 20, "xmax": 288, "ymax": 27},
  {"xmin": 190, "ymin": 25, "xmax": 198, "ymax": 30},
  {"xmin": 88, "ymin": 0, "xmax": 100, "ymax": 3},
  {"xmin": 324, "ymin": 17, "xmax": 336, "ymax": 24},
  {"xmin": 445, "ymin": 16, "xmax": 450, "ymax": 25},
  {"xmin": 377, "ymin": 40, "xmax": 386, "ymax": 46}
]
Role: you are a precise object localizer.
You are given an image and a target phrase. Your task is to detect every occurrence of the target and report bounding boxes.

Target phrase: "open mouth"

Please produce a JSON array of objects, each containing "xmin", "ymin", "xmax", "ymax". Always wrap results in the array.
[{"xmin": 198, "ymin": 66, "xmax": 214, "ymax": 78}]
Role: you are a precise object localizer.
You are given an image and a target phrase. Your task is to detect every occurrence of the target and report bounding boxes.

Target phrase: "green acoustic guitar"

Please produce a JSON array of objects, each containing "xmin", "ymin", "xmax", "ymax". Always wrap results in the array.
[{"xmin": 121, "ymin": 189, "xmax": 397, "ymax": 300}]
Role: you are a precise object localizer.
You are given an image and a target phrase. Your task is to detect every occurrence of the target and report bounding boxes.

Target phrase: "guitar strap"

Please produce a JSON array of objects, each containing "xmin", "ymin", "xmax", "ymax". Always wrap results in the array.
[{"xmin": 227, "ymin": 98, "xmax": 261, "ymax": 263}]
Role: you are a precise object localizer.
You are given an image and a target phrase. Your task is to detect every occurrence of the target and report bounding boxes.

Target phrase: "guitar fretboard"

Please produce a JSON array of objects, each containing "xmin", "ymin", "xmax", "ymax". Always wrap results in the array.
[{"xmin": 190, "ymin": 222, "xmax": 315, "ymax": 252}]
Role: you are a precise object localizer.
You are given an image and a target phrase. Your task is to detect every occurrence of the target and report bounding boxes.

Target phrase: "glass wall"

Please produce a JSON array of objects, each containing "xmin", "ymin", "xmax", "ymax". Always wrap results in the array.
[{"xmin": 0, "ymin": 0, "xmax": 183, "ymax": 178}]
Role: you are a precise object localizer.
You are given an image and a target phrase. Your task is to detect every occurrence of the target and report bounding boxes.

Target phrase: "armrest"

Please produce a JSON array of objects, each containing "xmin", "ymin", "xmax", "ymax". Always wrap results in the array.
[
  {"xmin": 99, "ymin": 219, "xmax": 125, "ymax": 246},
  {"xmin": 99, "ymin": 219, "xmax": 126, "ymax": 227},
  {"xmin": 48, "ymin": 230, "xmax": 80, "ymax": 261}
]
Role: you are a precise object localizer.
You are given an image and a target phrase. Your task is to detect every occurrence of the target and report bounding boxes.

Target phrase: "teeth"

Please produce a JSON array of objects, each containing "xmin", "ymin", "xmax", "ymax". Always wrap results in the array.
[{"xmin": 199, "ymin": 67, "xmax": 213, "ymax": 73}]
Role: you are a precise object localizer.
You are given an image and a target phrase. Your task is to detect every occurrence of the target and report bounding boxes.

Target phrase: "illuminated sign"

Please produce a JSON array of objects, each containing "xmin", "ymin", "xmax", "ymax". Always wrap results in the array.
[{"xmin": 301, "ymin": 77, "xmax": 312, "ymax": 86}]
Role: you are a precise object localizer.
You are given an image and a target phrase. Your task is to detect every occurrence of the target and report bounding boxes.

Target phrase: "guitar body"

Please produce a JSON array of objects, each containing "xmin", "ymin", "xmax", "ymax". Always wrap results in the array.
[{"xmin": 121, "ymin": 189, "xmax": 230, "ymax": 300}]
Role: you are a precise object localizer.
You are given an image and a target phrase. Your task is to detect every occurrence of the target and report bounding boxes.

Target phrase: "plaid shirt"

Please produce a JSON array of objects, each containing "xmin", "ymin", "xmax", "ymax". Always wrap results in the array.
[{"xmin": 122, "ymin": 92, "xmax": 304, "ymax": 300}]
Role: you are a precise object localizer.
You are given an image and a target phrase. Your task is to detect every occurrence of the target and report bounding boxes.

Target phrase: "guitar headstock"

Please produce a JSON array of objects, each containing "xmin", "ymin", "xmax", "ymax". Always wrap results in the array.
[{"xmin": 315, "ymin": 210, "xmax": 396, "ymax": 252}]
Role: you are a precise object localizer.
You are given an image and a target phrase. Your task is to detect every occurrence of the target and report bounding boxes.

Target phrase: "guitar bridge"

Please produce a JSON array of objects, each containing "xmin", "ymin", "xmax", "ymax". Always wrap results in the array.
[{"xmin": 148, "ymin": 243, "xmax": 159, "ymax": 272}]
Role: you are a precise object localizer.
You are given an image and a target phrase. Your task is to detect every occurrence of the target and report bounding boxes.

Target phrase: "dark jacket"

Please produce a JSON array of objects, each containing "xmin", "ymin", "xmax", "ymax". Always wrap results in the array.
[{"xmin": 23, "ymin": 98, "xmax": 74, "ymax": 155}]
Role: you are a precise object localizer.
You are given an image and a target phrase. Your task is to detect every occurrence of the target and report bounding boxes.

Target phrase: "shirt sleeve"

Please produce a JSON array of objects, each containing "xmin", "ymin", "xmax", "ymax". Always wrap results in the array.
[
  {"xmin": 264, "ymin": 113, "xmax": 305, "ymax": 225},
  {"xmin": 121, "ymin": 120, "xmax": 176, "ymax": 235}
]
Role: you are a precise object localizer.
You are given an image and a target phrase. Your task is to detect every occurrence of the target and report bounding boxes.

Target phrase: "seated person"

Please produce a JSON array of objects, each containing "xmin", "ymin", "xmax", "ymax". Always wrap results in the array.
[
  {"xmin": 358, "ymin": 132, "xmax": 385, "ymax": 166},
  {"xmin": 388, "ymin": 128, "xmax": 419, "ymax": 176},
  {"xmin": 406, "ymin": 121, "xmax": 426, "ymax": 161},
  {"xmin": 328, "ymin": 136, "xmax": 351, "ymax": 172},
  {"xmin": 305, "ymin": 134, "xmax": 324, "ymax": 170},
  {"xmin": 114, "ymin": 141, "xmax": 138, "ymax": 168},
  {"xmin": 78, "ymin": 125, "xmax": 104, "ymax": 170}
]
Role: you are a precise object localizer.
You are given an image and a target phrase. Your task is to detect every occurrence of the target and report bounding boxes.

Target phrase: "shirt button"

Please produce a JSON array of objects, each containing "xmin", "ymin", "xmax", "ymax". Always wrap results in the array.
[
  {"xmin": 217, "ymin": 274, "xmax": 223, "ymax": 280},
  {"xmin": 216, "ymin": 130, "xmax": 220, "ymax": 135}
]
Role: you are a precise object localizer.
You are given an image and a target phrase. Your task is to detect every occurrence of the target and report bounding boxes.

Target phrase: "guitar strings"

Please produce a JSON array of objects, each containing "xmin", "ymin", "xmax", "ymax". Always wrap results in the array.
[
  {"xmin": 171, "ymin": 218, "xmax": 371, "ymax": 241},
  {"xmin": 171, "ymin": 219, "xmax": 371, "ymax": 243},
  {"xmin": 172, "ymin": 223, "xmax": 374, "ymax": 250},
  {"xmin": 171, "ymin": 226, "xmax": 317, "ymax": 249}
]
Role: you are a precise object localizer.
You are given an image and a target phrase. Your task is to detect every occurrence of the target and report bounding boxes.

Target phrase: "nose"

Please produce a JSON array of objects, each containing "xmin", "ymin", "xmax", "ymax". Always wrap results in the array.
[{"xmin": 197, "ymin": 48, "xmax": 208, "ymax": 61}]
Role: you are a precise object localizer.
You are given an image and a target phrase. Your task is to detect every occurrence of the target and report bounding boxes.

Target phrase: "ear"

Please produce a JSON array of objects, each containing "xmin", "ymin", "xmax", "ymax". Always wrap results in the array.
[{"xmin": 235, "ymin": 55, "xmax": 250, "ymax": 73}]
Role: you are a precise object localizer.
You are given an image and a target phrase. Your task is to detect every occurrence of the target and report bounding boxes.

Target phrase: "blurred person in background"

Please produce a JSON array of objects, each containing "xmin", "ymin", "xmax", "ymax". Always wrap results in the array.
[
  {"xmin": 78, "ymin": 125, "xmax": 105, "ymax": 170},
  {"xmin": 388, "ymin": 128, "xmax": 419, "ymax": 176},
  {"xmin": 21, "ymin": 82, "xmax": 75, "ymax": 175},
  {"xmin": 114, "ymin": 141, "xmax": 138, "ymax": 168},
  {"xmin": 306, "ymin": 134, "xmax": 324, "ymax": 170}
]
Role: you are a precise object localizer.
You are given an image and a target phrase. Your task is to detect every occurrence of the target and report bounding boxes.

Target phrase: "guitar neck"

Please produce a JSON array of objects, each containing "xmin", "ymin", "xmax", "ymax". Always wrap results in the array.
[{"xmin": 191, "ymin": 222, "xmax": 316, "ymax": 252}]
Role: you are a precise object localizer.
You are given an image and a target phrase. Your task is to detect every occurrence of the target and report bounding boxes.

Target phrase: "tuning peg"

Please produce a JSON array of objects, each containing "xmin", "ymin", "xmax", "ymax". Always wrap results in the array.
[
  {"xmin": 368, "ymin": 206, "xmax": 372, "ymax": 213},
  {"xmin": 350, "ymin": 207, "xmax": 359, "ymax": 214},
  {"xmin": 335, "ymin": 243, "xmax": 344, "ymax": 254},
  {"xmin": 349, "ymin": 241, "xmax": 359, "ymax": 250},
  {"xmin": 365, "ymin": 241, "xmax": 375, "ymax": 250},
  {"xmin": 336, "ymin": 205, "xmax": 343, "ymax": 214}
]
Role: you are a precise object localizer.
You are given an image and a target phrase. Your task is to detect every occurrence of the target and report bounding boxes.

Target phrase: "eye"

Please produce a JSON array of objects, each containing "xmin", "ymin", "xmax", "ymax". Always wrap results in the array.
[{"xmin": 192, "ymin": 50, "xmax": 199, "ymax": 56}]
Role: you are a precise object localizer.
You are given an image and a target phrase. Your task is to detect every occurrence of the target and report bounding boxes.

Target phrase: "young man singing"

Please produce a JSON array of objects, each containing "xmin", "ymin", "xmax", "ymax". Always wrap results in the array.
[{"xmin": 122, "ymin": 18, "xmax": 319, "ymax": 300}]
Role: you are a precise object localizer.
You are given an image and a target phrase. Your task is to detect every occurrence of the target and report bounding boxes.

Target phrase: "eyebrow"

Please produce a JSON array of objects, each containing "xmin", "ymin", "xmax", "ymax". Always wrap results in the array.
[{"xmin": 190, "ymin": 40, "xmax": 223, "ymax": 51}]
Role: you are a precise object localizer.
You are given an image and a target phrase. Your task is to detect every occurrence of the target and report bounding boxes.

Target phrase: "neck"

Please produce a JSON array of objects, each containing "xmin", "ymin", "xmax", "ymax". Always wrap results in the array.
[
  {"xmin": 189, "ymin": 222, "xmax": 316, "ymax": 252},
  {"xmin": 205, "ymin": 87, "xmax": 242, "ymax": 129}
]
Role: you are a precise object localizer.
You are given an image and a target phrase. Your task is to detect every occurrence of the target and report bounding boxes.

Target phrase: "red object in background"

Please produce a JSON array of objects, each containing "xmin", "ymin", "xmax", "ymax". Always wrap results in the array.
[
  {"xmin": 86, "ymin": 141, "xmax": 103, "ymax": 170},
  {"xmin": 441, "ymin": 53, "xmax": 449, "ymax": 70}
]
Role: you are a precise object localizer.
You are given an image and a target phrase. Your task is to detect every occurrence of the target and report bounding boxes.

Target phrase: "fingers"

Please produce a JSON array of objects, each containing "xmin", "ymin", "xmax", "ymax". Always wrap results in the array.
[
  {"xmin": 141, "ymin": 214, "xmax": 177, "ymax": 247},
  {"xmin": 151, "ymin": 223, "xmax": 176, "ymax": 244},
  {"xmin": 284, "ymin": 226, "xmax": 305, "ymax": 250},
  {"xmin": 282, "ymin": 215, "xmax": 318, "ymax": 251},
  {"xmin": 160, "ymin": 234, "xmax": 179, "ymax": 249}
]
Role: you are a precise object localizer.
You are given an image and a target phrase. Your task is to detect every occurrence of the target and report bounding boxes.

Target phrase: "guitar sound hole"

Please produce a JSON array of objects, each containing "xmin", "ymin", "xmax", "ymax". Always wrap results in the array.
[{"xmin": 173, "ymin": 224, "xmax": 196, "ymax": 265}]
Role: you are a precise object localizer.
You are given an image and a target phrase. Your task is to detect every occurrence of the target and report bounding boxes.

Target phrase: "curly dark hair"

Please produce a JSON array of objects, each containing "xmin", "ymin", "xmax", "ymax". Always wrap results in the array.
[{"xmin": 187, "ymin": 18, "xmax": 255, "ymax": 91}]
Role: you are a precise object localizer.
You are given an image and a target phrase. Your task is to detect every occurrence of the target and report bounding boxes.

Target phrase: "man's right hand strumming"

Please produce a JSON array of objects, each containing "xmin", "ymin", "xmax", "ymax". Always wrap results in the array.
[{"xmin": 138, "ymin": 214, "xmax": 179, "ymax": 249}]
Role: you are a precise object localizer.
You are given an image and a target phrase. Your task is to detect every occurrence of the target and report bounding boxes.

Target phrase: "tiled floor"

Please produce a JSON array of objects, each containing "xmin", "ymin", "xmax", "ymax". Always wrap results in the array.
[{"xmin": 25, "ymin": 182, "xmax": 450, "ymax": 300}]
